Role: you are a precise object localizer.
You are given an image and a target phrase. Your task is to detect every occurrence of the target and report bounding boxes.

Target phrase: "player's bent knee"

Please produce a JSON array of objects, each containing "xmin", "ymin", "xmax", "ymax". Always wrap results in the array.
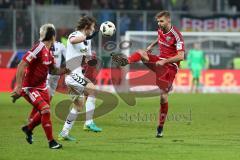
[
  {"xmin": 40, "ymin": 105, "xmax": 51, "ymax": 114},
  {"xmin": 160, "ymin": 93, "xmax": 168, "ymax": 104},
  {"xmin": 85, "ymin": 83, "xmax": 97, "ymax": 96},
  {"xmin": 73, "ymin": 97, "xmax": 85, "ymax": 112}
]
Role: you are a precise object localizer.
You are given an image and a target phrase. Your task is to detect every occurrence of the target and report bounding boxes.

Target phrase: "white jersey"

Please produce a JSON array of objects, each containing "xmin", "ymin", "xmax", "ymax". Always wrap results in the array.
[
  {"xmin": 53, "ymin": 41, "xmax": 66, "ymax": 68},
  {"xmin": 66, "ymin": 31, "xmax": 92, "ymax": 75},
  {"xmin": 47, "ymin": 41, "xmax": 66, "ymax": 96}
]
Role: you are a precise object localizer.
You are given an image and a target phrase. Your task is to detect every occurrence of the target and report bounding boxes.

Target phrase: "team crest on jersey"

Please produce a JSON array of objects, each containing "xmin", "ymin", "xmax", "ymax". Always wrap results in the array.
[
  {"xmin": 80, "ymin": 48, "xmax": 88, "ymax": 53},
  {"xmin": 166, "ymin": 36, "xmax": 171, "ymax": 42}
]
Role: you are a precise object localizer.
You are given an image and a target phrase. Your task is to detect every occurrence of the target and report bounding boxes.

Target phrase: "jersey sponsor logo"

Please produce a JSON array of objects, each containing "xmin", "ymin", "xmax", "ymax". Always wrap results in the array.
[
  {"xmin": 80, "ymin": 48, "xmax": 88, "ymax": 53},
  {"xmin": 43, "ymin": 61, "xmax": 52, "ymax": 65},
  {"xmin": 158, "ymin": 41, "xmax": 170, "ymax": 47}
]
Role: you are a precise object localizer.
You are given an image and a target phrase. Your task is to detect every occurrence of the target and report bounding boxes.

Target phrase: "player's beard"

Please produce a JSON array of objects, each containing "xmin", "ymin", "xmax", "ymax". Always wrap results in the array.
[
  {"xmin": 159, "ymin": 25, "xmax": 166, "ymax": 32},
  {"xmin": 160, "ymin": 25, "xmax": 170, "ymax": 34}
]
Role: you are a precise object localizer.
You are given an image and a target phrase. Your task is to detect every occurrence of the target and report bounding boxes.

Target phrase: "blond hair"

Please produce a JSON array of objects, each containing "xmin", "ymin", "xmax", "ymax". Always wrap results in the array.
[{"xmin": 39, "ymin": 23, "xmax": 55, "ymax": 41}]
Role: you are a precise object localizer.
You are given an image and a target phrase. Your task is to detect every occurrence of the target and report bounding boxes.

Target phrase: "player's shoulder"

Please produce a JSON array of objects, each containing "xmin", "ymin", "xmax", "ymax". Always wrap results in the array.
[
  {"xmin": 30, "ymin": 41, "xmax": 46, "ymax": 54},
  {"xmin": 170, "ymin": 26, "xmax": 184, "ymax": 42},
  {"xmin": 31, "ymin": 41, "xmax": 45, "ymax": 49},
  {"xmin": 171, "ymin": 26, "xmax": 182, "ymax": 35},
  {"xmin": 69, "ymin": 30, "xmax": 83, "ymax": 38}
]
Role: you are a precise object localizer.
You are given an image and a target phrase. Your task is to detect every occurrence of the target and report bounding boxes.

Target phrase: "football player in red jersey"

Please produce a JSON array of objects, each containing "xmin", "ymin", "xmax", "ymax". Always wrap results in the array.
[
  {"xmin": 11, "ymin": 23, "xmax": 69, "ymax": 149},
  {"xmin": 112, "ymin": 11, "xmax": 185, "ymax": 137}
]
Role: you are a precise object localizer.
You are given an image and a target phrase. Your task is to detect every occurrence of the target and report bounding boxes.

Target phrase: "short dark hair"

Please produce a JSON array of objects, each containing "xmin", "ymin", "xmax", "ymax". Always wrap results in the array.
[
  {"xmin": 76, "ymin": 15, "xmax": 96, "ymax": 30},
  {"xmin": 155, "ymin": 10, "xmax": 171, "ymax": 20}
]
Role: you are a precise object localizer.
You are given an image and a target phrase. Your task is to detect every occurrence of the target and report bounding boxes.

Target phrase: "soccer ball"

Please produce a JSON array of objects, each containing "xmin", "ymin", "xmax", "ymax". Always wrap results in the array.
[{"xmin": 100, "ymin": 21, "xmax": 116, "ymax": 37}]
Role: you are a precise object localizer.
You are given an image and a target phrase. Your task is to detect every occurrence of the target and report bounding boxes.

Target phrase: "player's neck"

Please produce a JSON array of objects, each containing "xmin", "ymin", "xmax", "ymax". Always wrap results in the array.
[
  {"xmin": 163, "ymin": 25, "xmax": 172, "ymax": 34},
  {"xmin": 80, "ymin": 29, "xmax": 87, "ymax": 36},
  {"xmin": 42, "ymin": 41, "xmax": 53, "ymax": 49}
]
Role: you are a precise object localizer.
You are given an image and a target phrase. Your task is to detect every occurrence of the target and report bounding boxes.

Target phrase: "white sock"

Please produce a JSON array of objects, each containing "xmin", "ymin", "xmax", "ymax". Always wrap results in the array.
[
  {"xmin": 85, "ymin": 96, "xmax": 96, "ymax": 125},
  {"xmin": 61, "ymin": 107, "xmax": 78, "ymax": 137}
]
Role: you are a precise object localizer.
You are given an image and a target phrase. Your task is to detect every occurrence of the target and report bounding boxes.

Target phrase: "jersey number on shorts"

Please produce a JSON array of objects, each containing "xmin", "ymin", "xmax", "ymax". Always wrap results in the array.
[{"xmin": 29, "ymin": 91, "xmax": 40, "ymax": 102}]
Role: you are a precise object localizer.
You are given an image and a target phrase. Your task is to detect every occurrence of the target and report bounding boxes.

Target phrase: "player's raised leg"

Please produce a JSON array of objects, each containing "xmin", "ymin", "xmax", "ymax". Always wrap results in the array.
[{"xmin": 111, "ymin": 49, "xmax": 149, "ymax": 66}]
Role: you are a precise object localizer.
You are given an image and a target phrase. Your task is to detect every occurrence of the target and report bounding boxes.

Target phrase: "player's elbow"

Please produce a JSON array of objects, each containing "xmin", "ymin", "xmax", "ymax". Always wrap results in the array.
[
  {"xmin": 18, "ymin": 60, "xmax": 28, "ymax": 69},
  {"xmin": 178, "ymin": 52, "xmax": 185, "ymax": 61},
  {"xmin": 179, "ymin": 55, "xmax": 184, "ymax": 61},
  {"xmin": 69, "ymin": 38, "xmax": 76, "ymax": 44}
]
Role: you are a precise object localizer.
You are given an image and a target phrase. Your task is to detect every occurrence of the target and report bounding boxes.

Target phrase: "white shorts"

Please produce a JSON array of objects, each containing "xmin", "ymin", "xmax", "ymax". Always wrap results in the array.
[
  {"xmin": 47, "ymin": 74, "xmax": 60, "ymax": 97},
  {"xmin": 65, "ymin": 73, "xmax": 88, "ymax": 101}
]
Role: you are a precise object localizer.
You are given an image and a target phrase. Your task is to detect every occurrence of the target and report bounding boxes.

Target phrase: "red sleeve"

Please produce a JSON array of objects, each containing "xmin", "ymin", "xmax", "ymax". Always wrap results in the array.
[
  {"xmin": 176, "ymin": 32, "xmax": 185, "ymax": 52},
  {"xmin": 172, "ymin": 27, "xmax": 185, "ymax": 52},
  {"xmin": 22, "ymin": 42, "xmax": 44, "ymax": 64}
]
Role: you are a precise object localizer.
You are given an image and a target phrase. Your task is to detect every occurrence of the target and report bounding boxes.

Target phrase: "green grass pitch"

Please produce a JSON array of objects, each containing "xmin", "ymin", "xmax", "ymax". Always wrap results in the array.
[{"xmin": 0, "ymin": 92, "xmax": 240, "ymax": 160}]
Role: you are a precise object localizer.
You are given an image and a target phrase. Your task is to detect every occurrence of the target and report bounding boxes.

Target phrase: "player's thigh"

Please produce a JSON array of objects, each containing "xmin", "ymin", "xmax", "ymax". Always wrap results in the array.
[
  {"xmin": 138, "ymin": 49, "xmax": 149, "ymax": 62},
  {"xmin": 47, "ymin": 75, "xmax": 60, "ymax": 96},
  {"xmin": 84, "ymin": 82, "xmax": 96, "ymax": 96},
  {"xmin": 156, "ymin": 65, "xmax": 177, "ymax": 93},
  {"xmin": 143, "ymin": 53, "xmax": 160, "ymax": 72},
  {"xmin": 65, "ymin": 74, "xmax": 88, "ymax": 95},
  {"xmin": 22, "ymin": 88, "xmax": 50, "ymax": 111}
]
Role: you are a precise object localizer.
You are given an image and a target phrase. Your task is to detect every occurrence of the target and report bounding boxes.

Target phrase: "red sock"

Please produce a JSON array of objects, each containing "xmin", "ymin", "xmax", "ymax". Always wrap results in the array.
[
  {"xmin": 41, "ymin": 112, "xmax": 53, "ymax": 141},
  {"xmin": 28, "ymin": 112, "xmax": 41, "ymax": 131},
  {"xmin": 128, "ymin": 52, "xmax": 141, "ymax": 63},
  {"xmin": 159, "ymin": 102, "xmax": 168, "ymax": 127}
]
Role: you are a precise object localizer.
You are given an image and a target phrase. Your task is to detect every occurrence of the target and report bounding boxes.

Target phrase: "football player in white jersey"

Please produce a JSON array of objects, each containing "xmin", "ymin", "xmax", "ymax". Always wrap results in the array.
[
  {"xmin": 47, "ymin": 41, "xmax": 66, "ymax": 99},
  {"xmin": 58, "ymin": 16, "xmax": 102, "ymax": 141}
]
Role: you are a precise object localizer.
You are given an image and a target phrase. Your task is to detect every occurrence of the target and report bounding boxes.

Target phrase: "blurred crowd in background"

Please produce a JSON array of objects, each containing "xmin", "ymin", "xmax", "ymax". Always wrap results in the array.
[
  {"xmin": 1, "ymin": 0, "xmax": 240, "ymax": 69},
  {"xmin": 0, "ymin": 0, "xmax": 240, "ymax": 11}
]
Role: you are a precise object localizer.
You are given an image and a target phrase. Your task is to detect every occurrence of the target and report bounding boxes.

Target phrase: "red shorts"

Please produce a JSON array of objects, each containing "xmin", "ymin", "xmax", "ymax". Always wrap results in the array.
[
  {"xmin": 144, "ymin": 53, "xmax": 177, "ymax": 92},
  {"xmin": 21, "ymin": 88, "xmax": 50, "ymax": 111}
]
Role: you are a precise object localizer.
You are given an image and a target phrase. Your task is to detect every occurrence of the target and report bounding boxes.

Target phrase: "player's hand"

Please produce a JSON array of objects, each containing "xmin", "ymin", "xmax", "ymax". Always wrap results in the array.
[
  {"xmin": 87, "ymin": 59, "xmax": 97, "ymax": 66},
  {"xmin": 156, "ymin": 59, "xmax": 167, "ymax": 67},
  {"xmin": 64, "ymin": 68, "xmax": 71, "ymax": 74},
  {"xmin": 11, "ymin": 86, "xmax": 22, "ymax": 103}
]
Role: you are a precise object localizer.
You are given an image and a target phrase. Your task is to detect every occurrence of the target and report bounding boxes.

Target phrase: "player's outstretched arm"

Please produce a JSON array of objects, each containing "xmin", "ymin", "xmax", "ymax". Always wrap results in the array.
[
  {"xmin": 69, "ymin": 34, "xmax": 87, "ymax": 44},
  {"xmin": 11, "ymin": 60, "xmax": 28, "ymax": 103},
  {"xmin": 156, "ymin": 51, "xmax": 184, "ymax": 66}
]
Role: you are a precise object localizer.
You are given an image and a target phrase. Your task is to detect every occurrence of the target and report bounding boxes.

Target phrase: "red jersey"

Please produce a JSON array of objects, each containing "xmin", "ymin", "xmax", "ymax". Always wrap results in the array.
[
  {"xmin": 22, "ymin": 41, "xmax": 55, "ymax": 89},
  {"xmin": 157, "ymin": 26, "xmax": 185, "ymax": 67}
]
